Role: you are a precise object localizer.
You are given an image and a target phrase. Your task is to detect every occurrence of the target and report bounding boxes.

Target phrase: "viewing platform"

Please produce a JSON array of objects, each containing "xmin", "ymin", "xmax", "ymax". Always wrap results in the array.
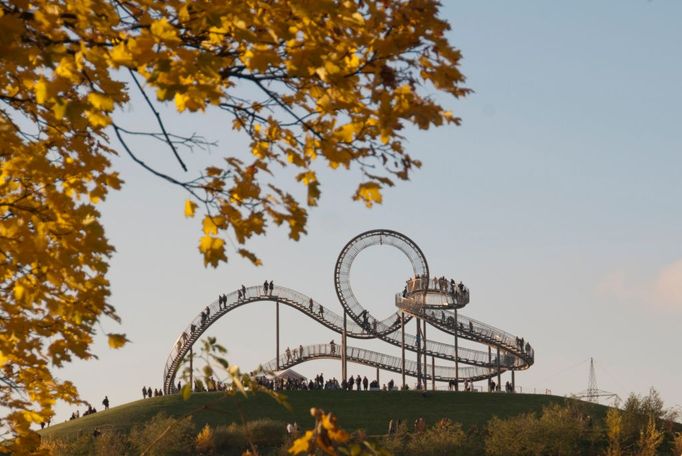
[{"xmin": 395, "ymin": 275, "xmax": 470, "ymax": 311}]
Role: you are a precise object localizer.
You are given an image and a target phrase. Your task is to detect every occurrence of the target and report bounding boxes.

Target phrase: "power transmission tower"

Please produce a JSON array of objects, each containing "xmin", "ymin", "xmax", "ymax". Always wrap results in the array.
[{"xmin": 575, "ymin": 357, "xmax": 619, "ymax": 404}]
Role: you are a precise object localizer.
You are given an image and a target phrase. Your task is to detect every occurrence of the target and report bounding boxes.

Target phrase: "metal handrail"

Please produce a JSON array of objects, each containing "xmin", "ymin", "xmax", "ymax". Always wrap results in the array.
[{"xmin": 258, "ymin": 343, "xmax": 498, "ymax": 382}]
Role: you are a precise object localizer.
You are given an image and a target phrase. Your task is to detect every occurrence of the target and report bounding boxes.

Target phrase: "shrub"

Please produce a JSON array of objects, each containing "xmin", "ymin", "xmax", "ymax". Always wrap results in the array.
[
  {"xmin": 636, "ymin": 416, "xmax": 664, "ymax": 456},
  {"xmin": 196, "ymin": 424, "xmax": 216, "ymax": 455},
  {"xmin": 128, "ymin": 413, "xmax": 195, "ymax": 456},
  {"xmin": 382, "ymin": 419, "xmax": 474, "ymax": 456},
  {"xmin": 485, "ymin": 402, "xmax": 592, "ymax": 456},
  {"xmin": 213, "ymin": 418, "xmax": 286, "ymax": 454},
  {"xmin": 93, "ymin": 430, "xmax": 134, "ymax": 456},
  {"xmin": 40, "ymin": 434, "xmax": 94, "ymax": 456},
  {"xmin": 673, "ymin": 432, "xmax": 682, "ymax": 456},
  {"xmin": 405, "ymin": 418, "xmax": 467, "ymax": 456}
]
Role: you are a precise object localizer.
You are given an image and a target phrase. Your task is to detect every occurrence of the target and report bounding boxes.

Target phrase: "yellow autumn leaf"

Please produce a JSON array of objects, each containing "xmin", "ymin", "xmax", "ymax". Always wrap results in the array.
[
  {"xmin": 199, "ymin": 235, "xmax": 227, "ymax": 267},
  {"xmin": 354, "ymin": 182, "xmax": 383, "ymax": 208},
  {"xmin": 184, "ymin": 199, "xmax": 198, "ymax": 218},
  {"xmin": 237, "ymin": 248, "xmax": 262, "ymax": 266},
  {"xmin": 324, "ymin": 60, "xmax": 341, "ymax": 75},
  {"xmin": 296, "ymin": 171, "xmax": 317, "ymax": 185},
  {"xmin": 87, "ymin": 92, "xmax": 115, "ymax": 111},
  {"xmin": 52, "ymin": 98, "xmax": 68, "ymax": 119},
  {"xmin": 181, "ymin": 383, "xmax": 192, "ymax": 400},
  {"xmin": 109, "ymin": 43, "xmax": 134, "ymax": 66},
  {"xmin": 334, "ymin": 123, "xmax": 356, "ymax": 142},
  {"xmin": 55, "ymin": 57, "xmax": 78, "ymax": 81},
  {"xmin": 13, "ymin": 284, "xmax": 24, "ymax": 300},
  {"xmin": 85, "ymin": 110, "xmax": 111, "ymax": 127},
  {"xmin": 202, "ymin": 216, "xmax": 225, "ymax": 235},
  {"xmin": 151, "ymin": 18, "xmax": 180, "ymax": 44},
  {"xmin": 288, "ymin": 430, "xmax": 313, "ymax": 454},
  {"xmin": 34, "ymin": 78, "xmax": 48, "ymax": 104},
  {"xmin": 22, "ymin": 410, "xmax": 43, "ymax": 424},
  {"xmin": 107, "ymin": 333, "xmax": 129, "ymax": 349}
]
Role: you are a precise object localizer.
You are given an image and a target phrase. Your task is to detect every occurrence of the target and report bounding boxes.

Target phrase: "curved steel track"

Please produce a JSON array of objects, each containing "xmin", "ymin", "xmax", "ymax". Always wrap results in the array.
[{"xmin": 163, "ymin": 230, "xmax": 534, "ymax": 394}]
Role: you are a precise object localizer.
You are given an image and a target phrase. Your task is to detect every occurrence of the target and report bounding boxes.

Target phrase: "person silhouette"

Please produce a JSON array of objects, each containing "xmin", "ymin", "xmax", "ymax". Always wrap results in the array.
[{"xmin": 102, "ymin": 396, "xmax": 109, "ymax": 410}]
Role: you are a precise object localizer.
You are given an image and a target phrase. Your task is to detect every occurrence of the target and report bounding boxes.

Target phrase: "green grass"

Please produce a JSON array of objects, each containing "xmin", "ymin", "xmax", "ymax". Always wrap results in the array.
[{"xmin": 41, "ymin": 390, "xmax": 612, "ymax": 441}]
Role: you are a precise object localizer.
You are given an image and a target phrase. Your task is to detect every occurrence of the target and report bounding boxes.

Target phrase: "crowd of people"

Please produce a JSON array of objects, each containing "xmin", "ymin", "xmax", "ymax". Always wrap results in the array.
[
  {"xmin": 515, "ymin": 336, "xmax": 532, "ymax": 355},
  {"xmin": 255, "ymin": 373, "xmax": 343, "ymax": 391},
  {"xmin": 65, "ymin": 396, "xmax": 110, "ymax": 423},
  {"xmin": 142, "ymin": 386, "xmax": 166, "ymax": 398},
  {"xmin": 255, "ymin": 373, "xmax": 398, "ymax": 392},
  {"xmin": 403, "ymin": 275, "xmax": 469, "ymax": 298},
  {"xmin": 486, "ymin": 379, "xmax": 516, "ymax": 393}
]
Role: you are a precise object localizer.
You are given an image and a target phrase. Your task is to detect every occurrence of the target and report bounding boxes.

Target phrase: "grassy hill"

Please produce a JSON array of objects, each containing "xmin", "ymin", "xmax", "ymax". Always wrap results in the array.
[{"xmin": 41, "ymin": 390, "xmax": 611, "ymax": 440}]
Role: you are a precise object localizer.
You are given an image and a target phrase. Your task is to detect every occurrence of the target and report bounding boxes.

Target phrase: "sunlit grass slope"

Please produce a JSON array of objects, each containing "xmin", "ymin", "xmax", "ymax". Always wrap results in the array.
[{"xmin": 42, "ymin": 391, "xmax": 610, "ymax": 439}]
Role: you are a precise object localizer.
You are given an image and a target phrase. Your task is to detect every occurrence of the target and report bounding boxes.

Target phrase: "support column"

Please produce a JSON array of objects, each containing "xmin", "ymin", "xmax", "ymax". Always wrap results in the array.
[
  {"xmin": 488, "ymin": 346, "xmax": 492, "ymax": 392},
  {"xmin": 342, "ymin": 312, "xmax": 347, "ymax": 381},
  {"xmin": 431, "ymin": 355, "xmax": 435, "ymax": 391},
  {"xmin": 511, "ymin": 369, "xmax": 515, "ymax": 393},
  {"xmin": 454, "ymin": 309, "xmax": 459, "ymax": 391},
  {"xmin": 496, "ymin": 346, "xmax": 501, "ymax": 391},
  {"xmin": 189, "ymin": 347, "xmax": 194, "ymax": 392},
  {"xmin": 376, "ymin": 367, "xmax": 379, "ymax": 385},
  {"xmin": 276, "ymin": 301, "xmax": 280, "ymax": 370},
  {"xmin": 401, "ymin": 312, "xmax": 406, "ymax": 389},
  {"xmin": 422, "ymin": 319, "xmax": 429, "ymax": 391},
  {"xmin": 416, "ymin": 318, "xmax": 422, "ymax": 390}
]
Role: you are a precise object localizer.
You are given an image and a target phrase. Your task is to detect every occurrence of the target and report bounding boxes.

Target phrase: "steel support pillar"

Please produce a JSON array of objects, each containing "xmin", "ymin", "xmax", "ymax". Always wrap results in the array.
[
  {"xmin": 276, "ymin": 301, "xmax": 280, "ymax": 370},
  {"xmin": 431, "ymin": 355, "xmax": 435, "ymax": 391},
  {"xmin": 496, "ymin": 346, "xmax": 501, "ymax": 391},
  {"xmin": 342, "ymin": 311, "xmax": 347, "ymax": 381},
  {"xmin": 488, "ymin": 346, "xmax": 492, "ymax": 391},
  {"xmin": 416, "ymin": 318, "xmax": 422, "ymax": 390},
  {"xmin": 422, "ymin": 319, "xmax": 429, "ymax": 391},
  {"xmin": 512, "ymin": 369, "xmax": 515, "ymax": 393},
  {"xmin": 454, "ymin": 309, "xmax": 459, "ymax": 391},
  {"xmin": 376, "ymin": 367, "xmax": 379, "ymax": 385},
  {"xmin": 401, "ymin": 312, "xmax": 406, "ymax": 389},
  {"xmin": 189, "ymin": 347, "xmax": 193, "ymax": 392}
]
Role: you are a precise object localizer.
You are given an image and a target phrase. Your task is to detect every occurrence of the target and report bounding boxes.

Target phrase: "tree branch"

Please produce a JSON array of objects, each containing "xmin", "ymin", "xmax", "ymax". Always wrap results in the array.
[{"xmin": 128, "ymin": 69, "xmax": 188, "ymax": 172}]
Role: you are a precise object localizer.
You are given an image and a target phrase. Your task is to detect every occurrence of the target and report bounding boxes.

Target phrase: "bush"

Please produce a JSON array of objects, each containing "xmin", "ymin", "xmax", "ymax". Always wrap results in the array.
[
  {"xmin": 212, "ymin": 418, "xmax": 286, "ymax": 454},
  {"xmin": 485, "ymin": 402, "xmax": 593, "ymax": 456},
  {"xmin": 673, "ymin": 432, "xmax": 682, "ymax": 456},
  {"xmin": 93, "ymin": 430, "xmax": 134, "ymax": 456},
  {"xmin": 40, "ymin": 434, "xmax": 94, "ymax": 456},
  {"xmin": 195, "ymin": 424, "xmax": 216, "ymax": 455},
  {"xmin": 405, "ymin": 418, "xmax": 467, "ymax": 456},
  {"xmin": 382, "ymin": 419, "xmax": 475, "ymax": 456},
  {"xmin": 128, "ymin": 413, "xmax": 195, "ymax": 456}
]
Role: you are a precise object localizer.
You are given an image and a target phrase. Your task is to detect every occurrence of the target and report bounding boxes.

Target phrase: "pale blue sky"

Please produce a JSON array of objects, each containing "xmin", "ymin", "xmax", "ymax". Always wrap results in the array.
[{"xmin": 56, "ymin": 1, "xmax": 682, "ymax": 420}]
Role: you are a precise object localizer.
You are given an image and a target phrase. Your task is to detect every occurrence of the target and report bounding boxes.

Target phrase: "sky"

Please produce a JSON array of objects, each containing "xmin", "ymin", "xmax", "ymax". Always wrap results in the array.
[{"xmin": 54, "ymin": 1, "xmax": 682, "ymax": 421}]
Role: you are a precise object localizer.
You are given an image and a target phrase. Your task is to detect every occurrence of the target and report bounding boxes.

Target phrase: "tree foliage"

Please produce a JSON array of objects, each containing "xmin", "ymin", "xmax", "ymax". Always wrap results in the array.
[
  {"xmin": 0, "ymin": 0, "xmax": 468, "ymax": 450},
  {"xmin": 485, "ymin": 403, "xmax": 595, "ymax": 456}
]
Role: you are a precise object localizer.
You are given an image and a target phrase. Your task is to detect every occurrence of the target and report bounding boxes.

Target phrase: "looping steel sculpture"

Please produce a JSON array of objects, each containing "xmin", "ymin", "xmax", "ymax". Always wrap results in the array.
[
  {"xmin": 334, "ymin": 229, "xmax": 428, "ymax": 336},
  {"xmin": 162, "ymin": 229, "xmax": 535, "ymax": 394}
]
